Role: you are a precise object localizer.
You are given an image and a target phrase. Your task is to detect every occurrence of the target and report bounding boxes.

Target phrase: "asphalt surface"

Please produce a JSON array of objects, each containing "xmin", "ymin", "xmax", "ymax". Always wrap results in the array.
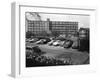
[{"xmin": 26, "ymin": 43, "xmax": 89, "ymax": 65}]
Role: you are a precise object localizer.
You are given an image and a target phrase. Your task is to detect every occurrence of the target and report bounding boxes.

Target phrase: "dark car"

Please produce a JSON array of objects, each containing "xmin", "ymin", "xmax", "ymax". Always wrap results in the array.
[
  {"xmin": 43, "ymin": 38, "xmax": 51, "ymax": 44},
  {"xmin": 35, "ymin": 37, "xmax": 51, "ymax": 44},
  {"xmin": 63, "ymin": 40, "xmax": 73, "ymax": 48}
]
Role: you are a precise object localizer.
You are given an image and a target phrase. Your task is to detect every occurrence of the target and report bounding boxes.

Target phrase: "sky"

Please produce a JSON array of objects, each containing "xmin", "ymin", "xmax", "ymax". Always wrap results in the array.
[{"xmin": 26, "ymin": 12, "xmax": 90, "ymax": 29}]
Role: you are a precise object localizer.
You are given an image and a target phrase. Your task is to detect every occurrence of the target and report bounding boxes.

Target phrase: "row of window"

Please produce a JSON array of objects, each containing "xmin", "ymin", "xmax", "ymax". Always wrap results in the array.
[
  {"xmin": 51, "ymin": 26, "xmax": 78, "ymax": 29},
  {"xmin": 28, "ymin": 31, "xmax": 77, "ymax": 35},
  {"xmin": 28, "ymin": 27, "xmax": 77, "ymax": 31},
  {"xmin": 28, "ymin": 25, "xmax": 78, "ymax": 29},
  {"xmin": 28, "ymin": 21, "xmax": 48, "ymax": 24},
  {"xmin": 27, "ymin": 20, "xmax": 78, "ymax": 25},
  {"xmin": 28, "ymin": 23, "xmax": 78, "ymax": 26},
  {"xmin": 57, "ymin": 22, "xmax": 77, "ymax": 25}
]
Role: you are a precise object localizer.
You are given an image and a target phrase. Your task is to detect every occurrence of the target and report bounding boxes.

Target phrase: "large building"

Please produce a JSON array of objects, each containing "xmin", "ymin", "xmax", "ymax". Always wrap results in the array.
[{"xmin": 27, "ymin": 18, "xmax": 78, "ymax": 37}]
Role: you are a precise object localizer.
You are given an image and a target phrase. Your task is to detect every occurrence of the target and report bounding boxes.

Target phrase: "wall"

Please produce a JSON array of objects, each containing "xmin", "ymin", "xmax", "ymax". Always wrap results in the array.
[{"xmin": 0, "ymin": 0, "xmax": 100, "ymax": 80}]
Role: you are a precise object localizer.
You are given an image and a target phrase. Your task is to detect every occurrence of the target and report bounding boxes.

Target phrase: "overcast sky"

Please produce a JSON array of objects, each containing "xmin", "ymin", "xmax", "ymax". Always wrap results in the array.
[{"xmin": 26, "ymin": 12, "xmax": 90, "ymax": 28}]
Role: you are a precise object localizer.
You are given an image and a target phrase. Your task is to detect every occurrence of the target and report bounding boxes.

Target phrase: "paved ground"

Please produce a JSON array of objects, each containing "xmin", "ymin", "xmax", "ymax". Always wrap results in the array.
[{"xmin": 26, "ymin": 43, "xmax": 89, "ymax": 65}]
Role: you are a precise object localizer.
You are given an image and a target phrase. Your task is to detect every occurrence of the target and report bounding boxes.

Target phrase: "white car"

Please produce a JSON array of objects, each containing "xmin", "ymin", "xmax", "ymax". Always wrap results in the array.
[
  {"xmin": 52, "ymin": 40, "xmax": 61, "ymax": 46},
  {"xmin": 35, "ymin": 39, "xmax": 46, "ymax": 44}
]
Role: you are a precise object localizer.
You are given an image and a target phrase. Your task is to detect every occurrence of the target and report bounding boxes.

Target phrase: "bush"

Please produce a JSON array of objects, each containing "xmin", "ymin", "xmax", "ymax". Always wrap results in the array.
[{"xmin": 26, "ymin": 48, "xmax": 72, "ymax": 67}]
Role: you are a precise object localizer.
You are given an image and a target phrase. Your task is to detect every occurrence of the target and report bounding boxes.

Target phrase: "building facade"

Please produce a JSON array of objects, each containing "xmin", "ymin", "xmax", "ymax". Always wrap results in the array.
[
  {"xmin": 27, "ymin": 19, "xmax": 78, "ymax": 37},
  {"xmin": 50, "ymin": 21, "xmax": 78, "ymax": 35}
]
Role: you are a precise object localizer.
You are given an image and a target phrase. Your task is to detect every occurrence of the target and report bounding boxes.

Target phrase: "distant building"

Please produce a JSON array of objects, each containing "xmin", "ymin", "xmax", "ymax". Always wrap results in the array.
[
  {"xmin": 78, "ymin": 28, "xmax": 90, "ymax": 52},
  {"xmin": 79, "ymin": 28, "xmax": 89, "ymax": 39},
  {"xmin": 50, "ymin": 21, "xmax": 78, "ymax": 35},
  {"xmin": 27, "ymin": 18, "xmax": 78, "ymax": 37},
  {"xmin": 27, "ymin": 20, "xmax": 50, "ymax": 36}
]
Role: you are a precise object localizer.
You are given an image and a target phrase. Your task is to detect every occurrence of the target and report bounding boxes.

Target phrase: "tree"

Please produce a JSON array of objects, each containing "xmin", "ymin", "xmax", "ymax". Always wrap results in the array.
[
  {"xmin": 37, "ymin": 31, "xmax": 50, "ymax": 37},
  {"xmin": 51, "ymin": 31, "xmax": 60, "ymax": 37},
  {"xmin": 26, "ymin": 31, "xmax": 34, "ymax": 38}
]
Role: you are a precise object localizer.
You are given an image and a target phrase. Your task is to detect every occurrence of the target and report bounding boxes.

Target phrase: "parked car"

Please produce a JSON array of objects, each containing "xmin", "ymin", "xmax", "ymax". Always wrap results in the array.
[
  {"xmin": 29, "ymin": 38, "xmax": 39, "ymax": 43},
  {"xmin": 52, "ymin": 40, "xmax": 61, "ymax": 46},
  {"xmin": 59, "ymin": 41, "xmax": 65, "ymax": 46},
  {"xmin": 42, "ymin": 38, "xmax": 51, "ymax": 44},
  {"xmin": 35, "ymin": 39, "xmax": 46, "ymax": 44},
  {"xmin": 72, "ymin": 41, "xmax": 79, "ymax": 49},
  {"xmin": 63, "ymin": 40, "xmax": 73, "ymax": 48},
  {"xmin": 47, "ymin": 40, "xmax": 56, "ymax": 46}
]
